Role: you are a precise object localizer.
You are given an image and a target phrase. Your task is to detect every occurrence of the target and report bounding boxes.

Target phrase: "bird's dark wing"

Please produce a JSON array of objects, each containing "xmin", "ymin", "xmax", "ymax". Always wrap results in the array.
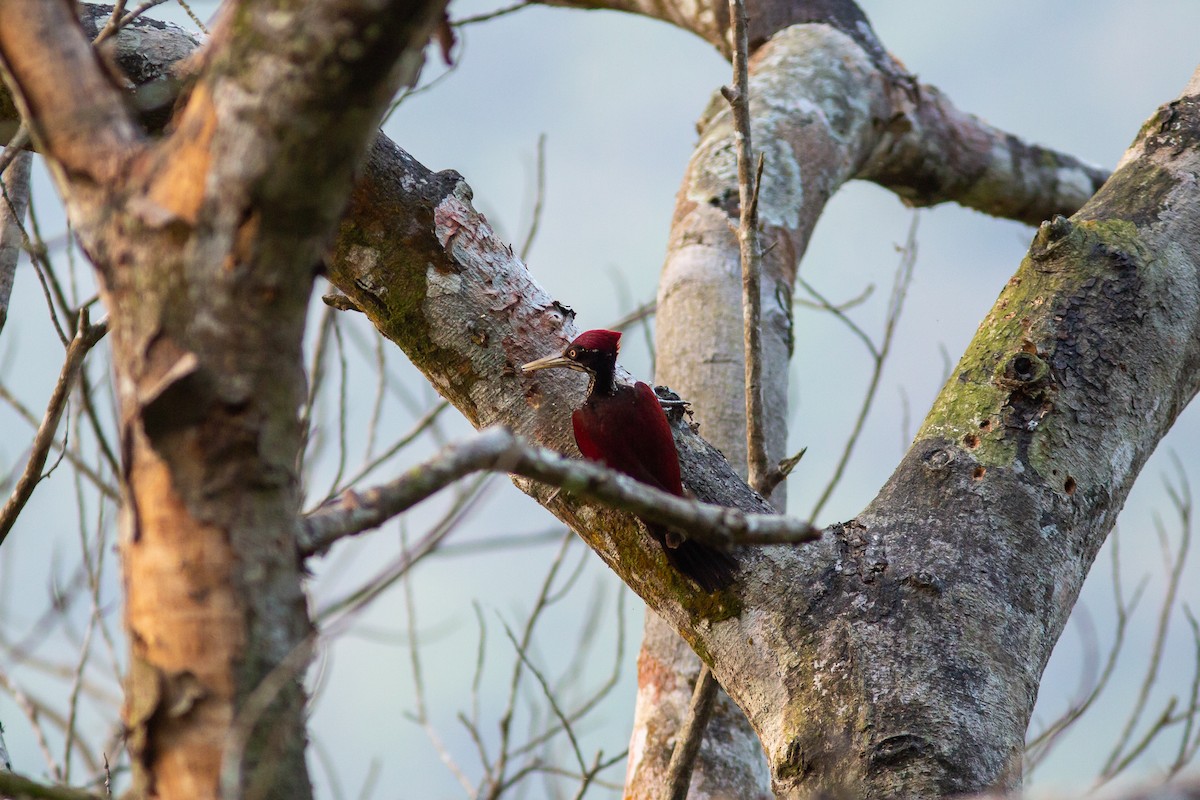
[
  {"xmin": 572, "ymin": 382, "xmax": 737, "ymax": 592},
  {"xmin": 571, "ymin": 382, "xmax": 682, "ymax": 496}
]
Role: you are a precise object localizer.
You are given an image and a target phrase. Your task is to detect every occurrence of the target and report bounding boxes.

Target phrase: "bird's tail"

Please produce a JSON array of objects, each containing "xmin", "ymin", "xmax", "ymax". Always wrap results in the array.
[{"xmin": 651, "ymin": 527, "xmax": 738, "ymax": 592}]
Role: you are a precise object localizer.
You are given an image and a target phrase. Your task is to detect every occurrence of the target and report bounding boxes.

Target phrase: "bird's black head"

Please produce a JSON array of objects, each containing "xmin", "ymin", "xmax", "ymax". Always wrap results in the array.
[{"xmin": 521, "ymin": 329, "xmax": 621, "ymax": 395}]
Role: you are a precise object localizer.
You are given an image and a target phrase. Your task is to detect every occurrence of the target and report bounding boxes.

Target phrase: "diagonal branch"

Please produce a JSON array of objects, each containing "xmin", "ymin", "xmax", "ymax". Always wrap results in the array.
[
  {"xmin": 0, "ymin": 314, "xmax": 107, "ymax": 548},
  {"xmin": 299, "ymin": 427, "xmax": 820, "ymax": 559},
  {"xmin": 0, "ymin": 769, "xmax": 99, "ymax": 800}
]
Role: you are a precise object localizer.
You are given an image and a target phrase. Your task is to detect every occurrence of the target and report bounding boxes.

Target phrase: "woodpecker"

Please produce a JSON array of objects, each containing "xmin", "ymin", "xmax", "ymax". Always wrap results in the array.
[{"xmin": 521, "ymin": 329, "xmax": 737, "ymax": 592}]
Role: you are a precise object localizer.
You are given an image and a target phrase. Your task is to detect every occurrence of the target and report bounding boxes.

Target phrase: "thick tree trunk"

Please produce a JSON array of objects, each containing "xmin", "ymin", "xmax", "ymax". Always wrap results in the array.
[{"xmin": 0, "ymin": 2, "xmax": 445, "ymax": 797}]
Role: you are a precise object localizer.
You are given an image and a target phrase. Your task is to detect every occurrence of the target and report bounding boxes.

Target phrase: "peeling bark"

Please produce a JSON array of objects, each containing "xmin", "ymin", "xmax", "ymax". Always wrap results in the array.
[
  {"xmin": 1, "ymin": 3, "xmax": 1185, "ymax": 799},
  {"xmin": 0, "ymin": 1, "xmax": 446, "ymax": 797}
]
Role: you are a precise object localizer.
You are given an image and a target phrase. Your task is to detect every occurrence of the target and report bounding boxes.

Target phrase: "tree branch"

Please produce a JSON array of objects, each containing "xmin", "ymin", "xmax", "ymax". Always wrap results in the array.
[
  {"xmin": 664, "ymin": 665, "xmax": 720, "ymax": 800},
  {"xmin": 0, "ymin": 770, "xmax": 99, "ymax": 800},
  {"xmin": 723, "ymin": 0, "xmax": 775, "ymax": 498},
  {"xmin": 0, "ymin": 313, "xmax": 107, "ymax": 548},
  {"xmin": 299, "ymin": 426, "xmax": 819, "ymax": 558},
  {"xmin": 0, "ymin": 149, "xmax": 30, "ymax": 337}
]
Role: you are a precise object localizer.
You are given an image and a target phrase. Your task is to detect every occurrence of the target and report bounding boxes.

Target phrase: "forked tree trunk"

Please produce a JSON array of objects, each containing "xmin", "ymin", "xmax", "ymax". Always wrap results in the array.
[{"xmin": 2, "ymin": 2, "xmax": 1196, "ymax": 799}]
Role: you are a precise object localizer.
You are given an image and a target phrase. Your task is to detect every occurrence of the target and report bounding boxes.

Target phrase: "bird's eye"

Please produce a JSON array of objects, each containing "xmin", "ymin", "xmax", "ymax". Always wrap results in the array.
[{"xmin": 568, "ymin": 348, "xmax": 578, "ymax": 359}]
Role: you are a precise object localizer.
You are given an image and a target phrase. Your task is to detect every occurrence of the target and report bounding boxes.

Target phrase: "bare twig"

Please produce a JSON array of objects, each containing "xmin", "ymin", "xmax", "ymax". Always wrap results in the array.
[
  {"xmin": 398, "ymin": 529, "xmax": 476, "ymax": 796},
  {"xmin": 327, "ymin": 400, "xmax": 450, "ymax": 501},
  {"xmin": 173, "ymin": 0, "xmax": 208, "ymax": 34},
  {"xmin": 298, "ymin": 304, "xmax": 336, "ymax": 478},
  {"xmin": 1171, "ymin": 605, "xmax": 1200, "ymax": 776},
  {"xmin": 1098, "ymin": 463, "xmax": 1192, "ymax": 782},
  {"xmin": 664, "ymin": 666, "xmax": 719, "ymax": 800},
  {"xmin": 1025, "ymin": 531, "xmax": 1144, "ymax": 770},
  {"xmin": 364, "ymin": 332, "xmax": 388, "ymax": 460},
  {"xmin": 607, "ymin": 299, "xmax": 656, "ymax": 331},
  {"xmin": 0, "ymin": 312, "xmax": 107, "ymax": 548},
  {"xmin": 452, "ymin": 1, "xmax": 530, "ymax": 27},
  {"xmin": 794, "ymin": 282, "xmax": 874, "ymax": 313},
  {"xmin": 569, "ymin": 749, "xmax": 627, "ymax": 800},
  {"xmin": 520, "ymin": 134, "xmax": 547, "ymax": 262},
  {"xmin": 512, "ymin": 586, "xmax": 627, "ymax": 760},
  {"xmin": 95, "ymin": 0, "xmax": 173, "ymax": 44},
  {"xmin": 92, "ymin": 0, "xmax": 129, "ymax": 45},
  {"xmin": 76, "ymin": 368, "xmax": 121, "ymax": 480},
  {"xmin": 25, "ymin": 201, "xmax": 72, "ymax": 345},
  {"xmin": 721, "ymin": 0, "xmax": 775, "ymax": 499},
  {"xmin": 808, "ymin": 213, "xmax": 918, "ymax": 521},
  {"xmin": 315, "ymin": 474, "xmax": 492, "ymax": 622},
  {"xmin": 322, "ymin": 313, "xmax": 351, "ymax": 501},
  {"xmin": 299, "ymin": 427, "xmax": 821, "ymax": 559},
  {"xmin": 0, "ymin": 384, "xmax": 119, "ymax": 501},
  {"xmin": 0, "ymin": 667, "xmax": 65, "ymax": 779},
  {"xmin": 487, "ymin": 533, "xmax": 574, "ymax": 799},
  {"xmin": 499, "ymin": 620, "xmax": 588, "ymax": 778},
  {"xmin": 0, "ymin": 769, "xmax": 100, "ymax": 800}
]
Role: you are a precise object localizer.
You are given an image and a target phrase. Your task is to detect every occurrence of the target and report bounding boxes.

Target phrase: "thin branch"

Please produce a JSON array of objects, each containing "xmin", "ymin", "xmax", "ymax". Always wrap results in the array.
[
  {"xmin": 499, "ymin": 620, "xmax": 588, "ymax": 778},
  {"xmin": 91, "ymin": 0, "xmax": 130, "ymax": 45},
  {"xmin": 664, "ymin": 666, "xmax": 719, "ymax": 800},
  {"xmin": 0, "ymin": 770, "xmax": 100, "ymax": 800},
  {"xmin": 1170, "ymin": 605, "xmax": 1200, "ymax": 777},
  {"xmin": 1025, "ymin": 531, "xmax": 1143, "ymax": 770},
  {"xmin": 794, "ymin": 282, "xmax": 874, "ymax": 313},
  {"xmin": 1099, "ymin": 464, "xmax": 1192, "ymax": 781},
  {"xmin": 0, "ymin": 667, "xmax": 65, "ymax": 779},
  {"xmin": 315, "ymin": 474, "xmax": 492, "ymax": 622},
  {"xmin": 487, "ymin": 533, "xmax": 574, "ymax": 800},
  {"xmin": 796, "ymin": 275, "xmax": 877, "ymax": 358},
  {"xmin": 722, "ymin": 0, "xmax": 775, "ymax": 499},
  {"xmin": 103, "ymin": 0, "xmax": 172, "ymax": 42},
  {"xmin": 607, "ymin": 299, "xmax": 656, "ymax": 331},
  {"xmin": 322, "ymin": 312, "xmax": 351, "ymax": 501},
  {"xmin": 76, "ymin": 367, "xmax": 121, "ymax": 481},
  {"xmin": 327, "ymin": 400, "xmax": 450, "ymax": 501},
  {"xmin": 808, "ymin": 213, "xmax": 918, "ymax": 521},
  {"xmin": 364, "ymin": 332, "xmax": 388, "ymax": 461},
  {"xmin": 569, "ymin": 749, "xmax": 627, "ymax": 800},
  {"xmin": 512, "ymin": 585, "xmax": 627, "ymax": 760},
  {"xmin": 452, "ymin": 1, "xmax": 531, "ymax": 27},
  {"xmin": 0, "ymin": 383, "xmax": 119, "ymax": 501},
  {"xmin": 299, "ymin": 427, "xmax": 821, "ymax": 559},
  {"xmin": 519, "ymin": 133, "xmax": 547, "ymax": 262},
  {"xmin": 298, "ymin": 304, "xmax": 336, "ymax": 479},
  {"xmin": 0, "ymin": 313, "xmax": 107, "ymax": 548},
  {"xmin": 398, "ymin": 528, "xmax": 476, "ymax": 796}
]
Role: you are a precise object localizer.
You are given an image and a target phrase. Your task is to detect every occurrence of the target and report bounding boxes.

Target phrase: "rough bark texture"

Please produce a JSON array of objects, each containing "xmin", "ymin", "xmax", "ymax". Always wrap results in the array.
[
  {"xmin": 2, "ymin": 3, "xmax": 1188, "ymax": 800},
  {"xmin": 624, "ymin": 4, "xmax": 1108, "ymax": 791},
  {"xmin": 0, "ymin": 149, "xmax": 30, "ymax": 335},
  {"xmin": 318, "ymin": 88, "xmax": 1200, "ymax": 794},
  {"xmin": 0, "ymin": 1, "xmax": 445, "ymax": 798},
  {"xmin": 632, "ymin": 19, "xmax": 893, "ymax": 800}
]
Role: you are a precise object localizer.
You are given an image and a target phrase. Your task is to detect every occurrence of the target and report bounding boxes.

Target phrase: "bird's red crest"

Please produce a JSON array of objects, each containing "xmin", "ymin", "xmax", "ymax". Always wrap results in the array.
[{"xmin": 570, "ymin": 329, "xmax": 621, "ymax": 355}]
